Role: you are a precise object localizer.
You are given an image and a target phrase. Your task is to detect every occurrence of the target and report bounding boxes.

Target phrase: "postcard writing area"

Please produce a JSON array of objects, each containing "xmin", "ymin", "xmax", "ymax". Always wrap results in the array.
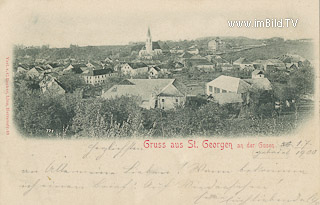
[{"xmin": 13, "ymin": 138, "xmax": 320, "ymax": 205}]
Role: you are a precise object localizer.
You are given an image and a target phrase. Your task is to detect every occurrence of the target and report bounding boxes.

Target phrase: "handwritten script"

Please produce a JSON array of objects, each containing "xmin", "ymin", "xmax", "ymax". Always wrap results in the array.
[{"xmin": 14, "ymin": 139, "xmax": 320, "ymax": 204}]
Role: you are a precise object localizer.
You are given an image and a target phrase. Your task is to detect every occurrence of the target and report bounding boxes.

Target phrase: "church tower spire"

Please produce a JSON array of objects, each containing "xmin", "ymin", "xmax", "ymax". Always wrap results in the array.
[
  {"xmin": 146, "ymin": 27, "xmax": 152, "ymax": 53},
  {"xmin": 147, "ymin": 27, "xmax": 151, "ymax": 38}
]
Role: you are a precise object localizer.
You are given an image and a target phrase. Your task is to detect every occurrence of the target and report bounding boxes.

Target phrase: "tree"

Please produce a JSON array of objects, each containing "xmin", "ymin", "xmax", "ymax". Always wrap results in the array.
[
  {"xmin": 57, "ymin": 74, "xmax": 86, "ymax": 93},
  {"xmin": 288, "ymin": 65, "xmax": 314, "ymax": 97},
  {"xmin": 72, "ymin": 96, "xmax": 142, "ymax": 137}
]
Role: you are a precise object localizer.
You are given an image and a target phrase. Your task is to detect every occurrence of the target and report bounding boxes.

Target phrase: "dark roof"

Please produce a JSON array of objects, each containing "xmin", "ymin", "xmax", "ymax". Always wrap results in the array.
[
  {"xmin": 48, "ymin": 63, "xmax": 60, "ymax": 68},
  {"xmin": 161, "ymin": 42, "xmax": 170, "ymax": 50},
  {"xmin": 150, "ymin": 66, "xmax": 161, "ymax": 72},
  {"xmin": 93, "ymin": 68, "xmax": 113, "ymax": 76},
  {"xmin": 188, "ymin": 59, "xmax": 213, "ymax": 66},
  {"xmin": 18, "ymin": 64, "xmax": 29, "ymax": 69},
  {"xmin": 152, "ymin": 42, "xmax": 161, "ymax": 50},
  {"xmin": 127, "ymin": 62, "xmax": 148, "ymax": 69},
  {"xmin": 72, "ymin": 64, "xmax": 87, "ymax": 69},
  {"xmin": 180, "ymin": 52, "xmax": 193, "ymax": 59}
]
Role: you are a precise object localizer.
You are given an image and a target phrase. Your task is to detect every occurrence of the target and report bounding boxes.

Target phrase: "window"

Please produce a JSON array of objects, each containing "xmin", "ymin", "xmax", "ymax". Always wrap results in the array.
[
  {"xmin": 176, "ymin": 99, "xmax": 178, "ymax": 103},
  {"xmin": 214, "ymin": 87, "xmax": 221, "ymax": 93},
  {"xmin": 162, "ymin": 99, "xmax": 165, "ymax": 102},
  {"xmin": 222, "ymin": 89, "xmax": 227, "ymax": 93},
  {"xmin": 209, "ymin": 86, "xmax": 213, "ymax": 92}
]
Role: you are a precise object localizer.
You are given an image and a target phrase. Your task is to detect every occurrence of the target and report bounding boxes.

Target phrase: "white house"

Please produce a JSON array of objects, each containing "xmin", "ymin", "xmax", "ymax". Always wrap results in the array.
[
  {"xmin": 121, "ymin": 62, "xmax": 149, "ymax": 76},
  {"xmin": 206, "ymin": 74, "xmax": 272, "ymax": 104},
  {"xmin": 148, "ymin": 66, "xmax": 162, "ymax": 79},
  {"xmin": 83, "ymin": 68, "xmax": 117, "ymax": 85},
  {"xmin": 101, "ymin": 79, "xmax": 186, "ymax": 110},
  {"xmin": 206, "ymin": 75, "xmax": 251, "ymax": 104},
  {"xmin": 233, "ymin": 57, "xmax": 253, "ymax": 69}
]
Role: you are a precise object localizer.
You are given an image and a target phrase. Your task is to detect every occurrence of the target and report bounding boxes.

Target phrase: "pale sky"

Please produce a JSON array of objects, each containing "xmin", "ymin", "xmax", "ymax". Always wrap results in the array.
[{"xmin": 1, "ymin": 0, "xmax": 319, "ymax": 48}]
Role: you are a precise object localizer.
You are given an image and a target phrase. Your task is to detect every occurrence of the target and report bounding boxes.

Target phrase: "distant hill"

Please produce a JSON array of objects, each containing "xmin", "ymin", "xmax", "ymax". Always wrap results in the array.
[{"xmin": 220, "ymin": 41, "xmax": 314, "ymax": 62}]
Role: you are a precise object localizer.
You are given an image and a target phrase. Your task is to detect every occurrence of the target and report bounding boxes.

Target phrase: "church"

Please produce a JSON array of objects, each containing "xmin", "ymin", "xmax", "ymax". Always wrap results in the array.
[{"xmin": 139, "ymin": 27, "xmax": 162, "ymax": 59}]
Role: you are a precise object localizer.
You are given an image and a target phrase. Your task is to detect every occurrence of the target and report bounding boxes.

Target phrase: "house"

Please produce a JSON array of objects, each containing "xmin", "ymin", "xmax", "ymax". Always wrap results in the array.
[
  {"xmin": 46, "ymin": 63, "xmax": 61, "ymax": 70},
  {"xmin": 187, "ymin": 46, "xmax": 199, "ymax": 55},
  {"xmin": 206, "ymin": 75, "xmax": 251, "ymax": 104},
  {"xmin": 148, "ymin": 66, "xmax": 161, "ymax": 79},
  {"xmin": 175, "ymin": 62, "xmax": 184, "ymax": 69},
  {"xmin": 101, "ymin": 79, "xmax": 186, "ymax": 110},
  {"xmin": 244, "ymin": 70, "xmax": 272, "ymax": 91},
  {"xmin": 170, "ymin": 46, "xmax": 184, "ymax": 54},
  {"xmin": 190, "ymin": 55, "xmax": 206, "ymax": 60},
  {"xmin": 253, "ymin": 59, "xmax": 286, "ymax": 71},
  {"xmin": 286, "ymin": 63, "xmax": 299, "ymax": 71},
  {"xmin": 251, "ymin": 70, "xmax": 264, "ymax": 78},
  {"xmin": 86, "ymin": 61, "xmax": 103, "ymax": 70},
  {"xmin": 221, "ymin": 64, "xmax": 233, "ymax": 72},
  {"xmin": 139, "ymin": 27, "xmax": 162, "ymax": 59},
  {"xmin": 207, "ymin": 72, "xmax": 273, "ymax": 104},
  {"xmin": 86, "ymin": 62, "xmax": 95, "ymax": 69},
  {"xmin": 39, "ymin": 74, "xmax": 65, "ymax": 95},
  {"xmin": 280, "ymin": 54, "xmax": 305, "ymax": 66},
  {"xmin": 211, "ymin": 56, "xmax": 230, "ymax": 66},
  {"xmin": 186, "ymin": 59, "xmax": 215, "ymax": 71},
  {"xmin": 233, "ymin": 58, "xmax": 253, "ymax": 69},
  {"xmin": 83, "ymin": 68, "xmax": 117, "ymax": 85},
  {"xmin": 26, "ymin": 67, "xmax": 43, "ymax": 79},
  {"xmin": 63, "ymin": 64, "xmax": 86, "ymax": 74},
  {"xmin": 243, "ymin": 78, "xmax": 272, "ymax": 91},
  {"xmin": 160, "ymin": 42, "xmax": 170, "ymax": 52},
  {"xmin": 16, "ymin": 66, "xmax": 28, "ymax": 74},
  {"xmin": 177, "ymin": 52, "xmax": 193, "ymax": 64},
  {"xmin": 104, "ymin": 57, "xmax": 113, "ymax": 63},
  {"xmin": 208, "ymin": 38, "xmax": 225, "ymax": 52},
  {"xmin": 121, "ymin": 62, "xmax": 148, "ymax": 76},
  {"xmin": 266, "ymin": 59, "xmax": 286, "ymax": 70}
]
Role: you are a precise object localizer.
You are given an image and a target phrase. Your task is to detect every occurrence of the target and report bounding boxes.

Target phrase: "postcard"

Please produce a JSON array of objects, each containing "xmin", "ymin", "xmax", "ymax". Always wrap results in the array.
[{"xmin": 0, "ymin": 0, "xmax": 319, "ymax": 204}]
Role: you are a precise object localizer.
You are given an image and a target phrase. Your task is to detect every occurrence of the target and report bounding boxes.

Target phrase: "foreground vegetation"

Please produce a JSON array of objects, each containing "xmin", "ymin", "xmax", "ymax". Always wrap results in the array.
[{"xmin": 14, "ymin": 64, "xmax": 314, "ymax": 138}]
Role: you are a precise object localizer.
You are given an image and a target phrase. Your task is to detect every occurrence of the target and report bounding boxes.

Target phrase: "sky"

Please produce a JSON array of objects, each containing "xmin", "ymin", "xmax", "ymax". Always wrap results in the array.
[{"xmin": 1, "ymin": 0, "xmax": 319, "ymax": 48}]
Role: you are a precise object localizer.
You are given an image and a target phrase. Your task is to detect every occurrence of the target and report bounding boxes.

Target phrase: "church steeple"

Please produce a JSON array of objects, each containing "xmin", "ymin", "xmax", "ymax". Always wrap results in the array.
[
  {"xmin": 147, "ymin": 27, "xmax": 151, "ymax": 38},
  {"xmin": 146, "ymin": 27, "xmax": 152, "ymax": 53}
]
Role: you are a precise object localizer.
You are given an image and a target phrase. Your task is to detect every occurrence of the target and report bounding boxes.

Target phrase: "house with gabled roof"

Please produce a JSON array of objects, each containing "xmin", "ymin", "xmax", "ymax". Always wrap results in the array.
[
  {"xmin": 252, "ymin": 59, "xmax": 286, "ymax": 71},
  {"xmin": 26, "ymin": 67, "xmax": 43, "ymax": 79},
  {"xmin": 63, "ymin": 64, "xmax": 86, "ymax": 74},
  {"xmin": 206, "ymin": 74, "xmax": 272, "ymax": 104},
  {"xmin": 16, "ymin": 66, "xmax": 28, "ymax": 74},
  {"xmin": 206, "ymin": 75, "xmax": 250, "ymax": 105},
  {"xmin": 82, "ymin": 68, "xmax": 117, "ymax": 85},
  {"xmin": 39, "ymin": 74, "xmax": 65, "ymax": 95},
  {"xmin": 148, "ymin": 66, "xmax": 162, "ymax": 79},
  {"xmin": 186, "ymin": 58, "xmax": 215, "ymax": 71},
  {"xmin": 177, "ymin": 52, "xmax": 193, "ymax": 64},
  {"xmin": 233, "ymin": 57, "xmax": 253, "ymax": 69},
  {"xmin": 101, "ymin": 79, "xmax": 186, "ymax": 110},
  {"xmin": 120, "ymin": 62, "xmax": 148, "ymax": 76}
]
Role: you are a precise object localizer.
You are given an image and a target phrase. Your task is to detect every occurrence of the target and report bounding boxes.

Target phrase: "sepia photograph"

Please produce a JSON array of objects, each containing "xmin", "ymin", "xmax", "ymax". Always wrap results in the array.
[{"xmin": 11, "ymin": 3, "xmax": 315, "ymax": 138}]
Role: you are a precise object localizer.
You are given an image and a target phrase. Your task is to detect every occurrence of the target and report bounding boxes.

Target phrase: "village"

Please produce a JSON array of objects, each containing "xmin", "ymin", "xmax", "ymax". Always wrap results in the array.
[{"xmin": 13, "ymin": 28, "xmax": 314, "ymax": 137}]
